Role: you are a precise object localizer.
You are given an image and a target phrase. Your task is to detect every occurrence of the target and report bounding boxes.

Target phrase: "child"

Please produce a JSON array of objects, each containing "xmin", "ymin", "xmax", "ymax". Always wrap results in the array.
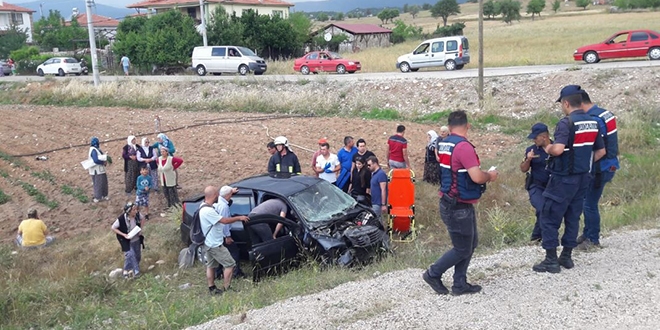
[{"xmin": 136, "ymin": 167, "xmax": 152, "ymax": 220}]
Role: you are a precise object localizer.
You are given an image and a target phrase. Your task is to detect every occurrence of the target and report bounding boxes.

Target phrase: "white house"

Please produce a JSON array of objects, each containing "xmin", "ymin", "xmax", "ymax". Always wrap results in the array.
[
  {"xmin": 127, "ymin": 0, "xmax": 294, "ymax": 20},
  {"xmin": 0, "ymin": 1, "xmax": 35, "ymax": 43}
]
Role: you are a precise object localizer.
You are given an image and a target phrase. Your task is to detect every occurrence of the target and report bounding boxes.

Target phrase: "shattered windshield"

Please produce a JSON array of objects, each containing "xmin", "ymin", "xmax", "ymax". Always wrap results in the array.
[{"xmin": 289, "ymin": 180, "xmax": 357, "ymax": 223}]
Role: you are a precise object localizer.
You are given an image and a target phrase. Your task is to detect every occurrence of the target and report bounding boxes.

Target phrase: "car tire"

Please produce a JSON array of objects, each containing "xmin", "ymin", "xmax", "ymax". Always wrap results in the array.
[
  {"xmin": 348, "ymin": 71, "xmax": 355, "ymax": 74},
  {"xmin": 444, "ymin": 60, "xmax": 457, "ymax": 71},
  {"xmin": 410, "ymin": 68, "xmax": 419, "ymax": 72},
  {"xmin": 399, "ymin": 62, "xmax": 411, "ymax": 73},
  {"xmin": 300, "ymin": 65, "xmax": 310, "ymax": 75},
  {"xmin": 649, "ymin": 47, "xmax": 660, "ymax": 60},
  {"xmin": 37, "ymin": 69, "xmax": 44, "ymax": 77},
  {"xmin": 336, "ymin": 64, "xmax": 346, "ymax": 74},
  {"xmin": 196, "ymin": 65, "xmax": 207, "ymax": 76},
  {"xmin": 584, "ymin": 51, "xmax": 599, "ymax": 64},
  {"xmin": 254, "ymin": 71, "xmax": 264, "ymax": 76},
  {"xmin": 58, "ymin": 68, "xmax": 65, "ymax": 76},
  {"xmin": 456, "ymin": 64, "xmax": 465, "ymax": 70},
  {"xmin": 238, "ymin": 64, "xmax": 249, "ymax": 76}
]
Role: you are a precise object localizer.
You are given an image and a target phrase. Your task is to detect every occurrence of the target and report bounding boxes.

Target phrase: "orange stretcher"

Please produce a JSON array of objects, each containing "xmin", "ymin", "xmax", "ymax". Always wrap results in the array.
[{"xmin": 387, "ymin": 168, "xmax": 416, "ymax": 242}]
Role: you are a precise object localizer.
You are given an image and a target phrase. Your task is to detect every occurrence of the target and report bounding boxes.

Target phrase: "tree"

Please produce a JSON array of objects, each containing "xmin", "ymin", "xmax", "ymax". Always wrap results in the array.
[
  {"xmin": 410, "ymin": 5, "xmax": 421, "ymax": 18},
  {"xmin": 377, "ymin": 8, "xmax": 400, "ymax": 24},
  {"xmin": 391, "ymin": 19, "xmax": 423, "ymax": 44},
  {"xmin": 526, "ymin": 0, "xmax": 546, "ymax": 20},
  {"xmin": 0, "ymin": 26, "xmax": 28, "ymax": 58},
  {"xmin": 575, "ymin": 0, "xmax": 590, "ymax": 9},
  {"xmin": 431, "ymin": 0, "xmax": 461, "ymax": 27},
  {"xmin": 483, "ymin": 0, "xmax": 498, "ymax": 19},
  {"xmin": 422, "ymin": 3, "xmax": 433, "ymax": 10},
  {"xmin": 497, "ymin": 0, "xmax": 521, "ymax": 24},
  {"xmin": 317, "ymin": 13, "xmax": 329, "ymax": 21},
  {"xmin": 552, "ymin": 0, "xmax": 561, "ymax": 12},
  {"xmin": 207, "ymin": 7, "xmax": 245, "ymax": 47},
  {"xmin": 403, "ymin": 3, "xmax": 410, "ymax": 12},
  {"xmin": 33, "ymin": 10, "xmax": 90, "ymax": 51},
  {"xmin": 334, "ymin": 12, "xmax": 344, "ymax": 20}
]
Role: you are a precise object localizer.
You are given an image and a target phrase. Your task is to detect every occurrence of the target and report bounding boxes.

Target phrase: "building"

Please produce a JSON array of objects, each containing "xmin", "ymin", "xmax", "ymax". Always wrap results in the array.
[
  {"xmin": 126, "ymin": 0, "xmax": 294, "ymax": 20},
  {"xmin": 66, "ymin": 9, "xmax": 121, "ymax": 42},
  {"xmin": 312, "ymin": 23, "xmax": 392, "ymax": 53},
  {"xmin": 0, "ymin": 1, "xmax": 35, "ymax": 43}
]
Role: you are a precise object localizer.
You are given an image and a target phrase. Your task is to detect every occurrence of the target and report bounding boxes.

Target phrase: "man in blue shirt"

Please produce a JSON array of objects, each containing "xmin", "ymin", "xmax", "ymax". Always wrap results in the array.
[
  {"xmin": 336, "ymin": 136, "xmax": 358, "ymax": 192},
  {"xmin": 366, "ymin": 156, "xmax": 388, "ymax": 225},
  {"xmin": 200, "ymin": 185, "xmax": 249, "ymax": 294},
  {"xmin": 519, "ymin": 123, "xmax": 551, "ymax": 242}
]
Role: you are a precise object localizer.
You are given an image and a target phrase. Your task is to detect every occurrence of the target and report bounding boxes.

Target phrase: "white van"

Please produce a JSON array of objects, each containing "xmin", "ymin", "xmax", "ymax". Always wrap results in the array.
[
  {"xmin": 396, "ymin": 36, "xmax": 470, "ymax": 73},
  {"xmin": 192, "ymin": 46, "xmax": 268, "ymax": 76}
]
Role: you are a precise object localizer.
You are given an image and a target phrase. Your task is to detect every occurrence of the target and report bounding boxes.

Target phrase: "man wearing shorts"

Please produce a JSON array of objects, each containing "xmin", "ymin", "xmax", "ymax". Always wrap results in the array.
[{"xmin": 200, "ymin": 185, "xmax": 249, "ymax": 295}]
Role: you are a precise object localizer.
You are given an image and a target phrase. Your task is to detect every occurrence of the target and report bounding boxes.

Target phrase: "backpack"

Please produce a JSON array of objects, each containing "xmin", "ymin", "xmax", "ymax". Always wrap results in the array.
[
  {"xmin": 190, "ymin": 204, "xmax": 214, "ymax": 246},
  {"xmin": 178, "ymin": 245, "xmax": 196, "ymax": 268}
]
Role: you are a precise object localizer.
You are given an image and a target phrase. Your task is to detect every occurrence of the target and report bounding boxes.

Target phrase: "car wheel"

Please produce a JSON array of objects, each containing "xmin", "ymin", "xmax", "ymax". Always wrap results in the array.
[
  {"xmin": 336, "ymin": 64, "xmax": 346, "ymax": 74},
  {"xmin": 584, "ymin": 51, "xmax": 599, "ymax": 64},
  {"xmin": 649, "ymin": 47, "xmax": 660, "ymax": 60},
  {"xmin": 444, "ymin": 60, "xmax": 457, "ymax": 71},
  {"xmin": 37, "ymin": 69, "xmax": 44, "ymax": 77},
  {"xmin": 196, "ymin": 65, "xmax": 207, "ymax": 76},
  {"xmin": 456, "ymin": 64, "xmax": 464, "ymax": 70},
  {"xmin": 238, "ymin": 64, "xmax": 249, "ymax": 76},
  {"xmin": 58, "ymin": 68, "xmax": 65, "ymax": 76},
  {"xmin": 399, "ymin": 62, "xmax": 411, "ymax": 73},
  {"xmin": 410, "ymin": 68, "xmax": 419, "ymax": 72},
  {"xmin": 300, "ymin": 65, "xmax": 310, "ymax": 75}
]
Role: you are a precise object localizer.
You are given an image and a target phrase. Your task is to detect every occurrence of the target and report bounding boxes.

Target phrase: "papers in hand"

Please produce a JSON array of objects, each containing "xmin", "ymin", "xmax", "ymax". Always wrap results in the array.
[
  {"xmin": 126, "ymin": 226, "xmax": 142, "ymax": 239},
  {"xmin": 81, "ymin": 158, "xmax": 96, "ymax": 170}
]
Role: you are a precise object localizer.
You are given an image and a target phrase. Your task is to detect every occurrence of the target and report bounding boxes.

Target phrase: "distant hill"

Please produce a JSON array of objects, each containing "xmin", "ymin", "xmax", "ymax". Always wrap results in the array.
[
  {"xmin": 18, "ymin": 1, "xmax": 134, "ymax": 21},
  {"xmin": 292, "ymin": 0, "xmax": 467, "ymax": 13}
]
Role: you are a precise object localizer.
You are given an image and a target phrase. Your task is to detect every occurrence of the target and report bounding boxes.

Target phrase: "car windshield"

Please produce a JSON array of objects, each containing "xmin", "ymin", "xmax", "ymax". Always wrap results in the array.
[
  {"xmin": 289, "ymin": 180, "xmax": 357, "ymax": 224},
  {"xmin": 329, "ymin": 52, "xmax": 342, "ymax": 59},
  {"xmin": 238, "ymin": 47, "xmax": 256, "ymax": 56}
]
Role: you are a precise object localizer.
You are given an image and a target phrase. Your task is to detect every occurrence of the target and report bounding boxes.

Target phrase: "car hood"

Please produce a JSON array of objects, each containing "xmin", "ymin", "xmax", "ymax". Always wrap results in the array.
[
  {"xmin": 248, "ymin": 56, "xmax": 265, "ymax": 62},
  {"xmin": 397, "ymin": 53, "xmax": 412, "ymax": 62}
]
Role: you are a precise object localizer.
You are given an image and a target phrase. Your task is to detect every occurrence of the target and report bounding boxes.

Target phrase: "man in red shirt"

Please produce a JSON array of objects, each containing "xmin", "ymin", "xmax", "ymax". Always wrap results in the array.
[{"xmin": 386, "ymin": 125, "xmax": 410, "ymax": 169}]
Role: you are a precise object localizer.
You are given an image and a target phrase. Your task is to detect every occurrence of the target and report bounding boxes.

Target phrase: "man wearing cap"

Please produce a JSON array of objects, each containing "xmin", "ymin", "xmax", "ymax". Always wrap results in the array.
[
  {"xmin": 533, "ymin": 85, "xmax": 605, "ymax": 274},
  {"xmin": 16, "ymin": 209, "xmax": 55, "ymax": 248},
  {"xmin": 267, "ymin": 136, "xmax": 301, "ymax": 175},
  {"xmin": 520, "ymin": 123, "xmax": 552, "ymax": 242},
  {"xmin": 578, "ymin": 90, "xmax": 619, "ymax": 250},
  {"xmin": 311, "ymin": 138, "xmax": 327, "ymax": 178}
]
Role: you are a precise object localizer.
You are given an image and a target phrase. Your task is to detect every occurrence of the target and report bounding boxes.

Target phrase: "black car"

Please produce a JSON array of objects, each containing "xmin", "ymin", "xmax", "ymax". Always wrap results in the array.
[{"xmin": 180, "ymin": 174, "xmax": 390, "ymax": 279}]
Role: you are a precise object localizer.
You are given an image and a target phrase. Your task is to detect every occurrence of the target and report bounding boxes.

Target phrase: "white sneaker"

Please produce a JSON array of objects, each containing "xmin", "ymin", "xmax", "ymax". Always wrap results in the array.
[
  {"xmin": 102, "ymin": 196, "xmax": 110, "ymax": 201},
  {"xmin": 93, "ymin": 198, "xmax": 100, "ymax": 203}
]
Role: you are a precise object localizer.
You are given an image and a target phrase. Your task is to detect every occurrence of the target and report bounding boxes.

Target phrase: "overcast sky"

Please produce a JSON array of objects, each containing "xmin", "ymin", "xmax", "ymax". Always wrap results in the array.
[{"xmin": 11, "ymin": 0, "xmax": 314, "ymax": 7}]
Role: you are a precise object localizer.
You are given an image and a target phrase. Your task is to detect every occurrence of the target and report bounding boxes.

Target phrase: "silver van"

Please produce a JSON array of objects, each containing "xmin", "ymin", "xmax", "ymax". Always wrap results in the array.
[
  {"xmin": 192, "ymin": 46, "xmax": 267, "ymax": 76},
  {"xmin": 396, "ymin": 36, "xmax": 470, "ymax": 72}
]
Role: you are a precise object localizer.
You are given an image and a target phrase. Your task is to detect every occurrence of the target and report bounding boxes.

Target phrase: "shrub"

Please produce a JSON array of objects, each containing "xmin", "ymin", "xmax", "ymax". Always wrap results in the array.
[
  {"xmin": 391, "ymin": 20, "xmax": 424, "ymax": 44},
  {"xmin": 428, "ymin": 22, "xmax": 466, "ymax": 38}
]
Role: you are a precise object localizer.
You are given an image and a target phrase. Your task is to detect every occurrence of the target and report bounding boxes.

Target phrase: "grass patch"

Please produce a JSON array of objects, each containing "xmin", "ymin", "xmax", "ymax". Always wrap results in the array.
[
  {"xmin": 0, "ymin": 150, "xmax": 28, "ymax": 170},
  {"xmin": 0, "ymin": 189, "xmax": 10, "ymax": 205},
  {"xmin": 413, "ymin": 110, "xmax": 452, "ymax": 123},
  {"xmin": 31, "ymin": 170, "xmax": 56, "ymax": 184},
  {"xmin": 19, "ymin": 181, "xmax": 58, "ymax": 209},
  {"xmin": 61, "ymin": 185, "xmax": 90, "ymax": 204},
  {"xmin": 361, "ymin": 108, "xmax": 401, "ymax": 120}
]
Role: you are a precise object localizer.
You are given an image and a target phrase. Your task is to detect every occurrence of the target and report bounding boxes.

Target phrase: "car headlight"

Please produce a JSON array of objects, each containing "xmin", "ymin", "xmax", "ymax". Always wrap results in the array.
[
  {"xmin": 574, "ymin": 50, "xmax": 578, "ymax": 54},
  {"xmin": 348, "ymin": 62, "xmax": 354, "ymax": 65}
]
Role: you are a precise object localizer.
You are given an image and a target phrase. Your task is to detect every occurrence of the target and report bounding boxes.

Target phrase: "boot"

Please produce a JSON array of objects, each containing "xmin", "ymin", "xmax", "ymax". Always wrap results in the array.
[
  {"xmin": 558, "ymin": 247, "xmax": 574, "ymax": 269},
  {"xmin": 532, "ymin": 248, "xmax": 561, "ymax": 273}
]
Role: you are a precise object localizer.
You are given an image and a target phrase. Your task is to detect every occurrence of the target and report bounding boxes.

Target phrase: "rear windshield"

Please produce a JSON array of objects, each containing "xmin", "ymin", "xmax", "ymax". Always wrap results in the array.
[
  {"xmin": 64, "ymin": 58, "xmax": 78, "ymax": 63},
  {"xmin": 462, "ymin": 38, "xmax": 469, "ymax": 50}
]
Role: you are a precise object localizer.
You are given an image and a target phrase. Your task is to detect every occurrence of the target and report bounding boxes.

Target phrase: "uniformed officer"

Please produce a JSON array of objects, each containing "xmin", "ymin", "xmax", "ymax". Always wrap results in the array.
[
  {"xmin": 578, "ymin": 90, "xmax": 619, "ymax": 250},
  {"xmin": 423, "ymin": 110, "xmax": 498, "ymax": 295},
  {"xmin": 519, "ymin": 123, "xmax": 551, "ymax": 242},
  {"xmin": 267, "ymin": 136, "xmax": 302, "ymax": 175},
  {"xmin": 533, "ymin": 85, "xmax": 605, "ymax": 273}
]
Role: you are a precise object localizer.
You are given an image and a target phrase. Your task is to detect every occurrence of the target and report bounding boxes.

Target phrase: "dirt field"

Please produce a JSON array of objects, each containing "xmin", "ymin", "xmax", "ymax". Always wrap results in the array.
[{"xmin": 0, "ymin": 105, "xmax": 514, "ymax": 242}]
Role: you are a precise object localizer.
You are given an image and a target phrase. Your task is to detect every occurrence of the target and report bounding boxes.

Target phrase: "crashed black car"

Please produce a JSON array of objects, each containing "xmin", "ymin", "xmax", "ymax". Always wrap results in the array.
[{"xmin": 180, "ymin": 174, "xmax": 390, "ymax": 279}]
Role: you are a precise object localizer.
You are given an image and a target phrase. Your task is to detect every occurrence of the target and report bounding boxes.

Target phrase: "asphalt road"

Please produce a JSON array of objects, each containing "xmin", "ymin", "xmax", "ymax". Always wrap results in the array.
[{"xmin": 3, "ymin": 59, "xmax": 659, "ymax": 83}]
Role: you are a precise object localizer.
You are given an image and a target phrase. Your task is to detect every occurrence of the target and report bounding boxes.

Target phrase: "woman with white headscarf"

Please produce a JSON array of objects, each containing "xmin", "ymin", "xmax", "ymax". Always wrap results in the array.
[
  {"xmin": 157, "ymin": 146, "xmax": 183, "ymax": 208},
  {"xmin": 122, "ymin": 135, "xmax": 140, "ymax": 194},
  {"xmin": 423, "ymin": 130, "xmax": 441, "ymax": 185}
]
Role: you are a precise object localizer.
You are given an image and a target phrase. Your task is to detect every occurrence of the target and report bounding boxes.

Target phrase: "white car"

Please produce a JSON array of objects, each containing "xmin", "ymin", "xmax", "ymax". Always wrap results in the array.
[
  {"xmin": 36, "ymin": 57, "xmax": 82, "ymax": 76},
  {"xmin": 396, "ymin": 36, "xmax": 471, "ymax": 72},
  {"xmin": 192, "ymin": 46, "xmax": 267, "ymax": 76}
]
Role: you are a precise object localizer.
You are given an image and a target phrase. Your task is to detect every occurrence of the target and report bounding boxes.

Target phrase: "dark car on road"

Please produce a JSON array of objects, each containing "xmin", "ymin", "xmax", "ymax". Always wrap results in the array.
[{"xmin": 180, "ymin": 174, "xmax": 390, "ymax": 280}]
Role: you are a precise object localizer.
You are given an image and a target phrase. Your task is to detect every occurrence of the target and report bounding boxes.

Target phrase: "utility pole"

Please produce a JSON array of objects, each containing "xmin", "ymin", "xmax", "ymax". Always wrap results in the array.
[
  {"xmin": 39, "ymin": 2, "xmax": 44, "ymax": 18},
  {"xmin": 478, "ymin": 0, "xmax": 484, "ymax": 108},
  {"xmin": 86, "ymin": 0, "xmax": 100, "ymax": 86},
  {"xmin": 198, "ymin": 0, "xmax": 207, "ymax": 46}
]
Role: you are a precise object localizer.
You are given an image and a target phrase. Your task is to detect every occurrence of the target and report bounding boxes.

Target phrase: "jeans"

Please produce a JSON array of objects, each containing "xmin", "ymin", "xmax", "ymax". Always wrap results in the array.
[
  {"xmin": 540, "ymin": 173, "xmax": 591, "ymax": 250},
  {"xmin": 582, "ymin": 170, "xmax": 615, "ymax": 244},
  {"xmin": 528, "ymin": 185, "xmax": 546, "ymax": 239},
  {"xmin": 124, "ymin": 240, "xmax": 142, "ymax": 274},
  {"xmin": 429, "ymin": 201, "xmax": 478, "ymax": 289}
]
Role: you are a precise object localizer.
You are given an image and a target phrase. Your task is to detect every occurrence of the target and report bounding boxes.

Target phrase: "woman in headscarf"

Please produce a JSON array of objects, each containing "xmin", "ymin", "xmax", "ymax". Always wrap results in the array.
[
  {"xmin": 153, "ymin": 133, "xmax": 176, "ymax": 156},
  {"xmin": 136, "ymin": 137, "xmax": 159, "ymax": 192},
  {"xmin": 88, "ymin": 137, "xmax": 109, "ymax": 202},
  {"xmin": 348, "ymin": 156, "xmax": 372, "ymax": 207},
  {"xmin": 122, "ymin": 136, "xmax": 140, "ymax": 194},
  {"xmin": 157, "ymin": 146, "xmax": 183, "ymax": 208},
  {"xmin": 423, "ymin": 130, "xmax": 441, "ymax": 185}
]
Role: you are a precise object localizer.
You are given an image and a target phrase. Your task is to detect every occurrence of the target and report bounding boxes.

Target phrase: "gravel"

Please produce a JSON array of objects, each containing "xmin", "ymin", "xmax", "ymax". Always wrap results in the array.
[{"xmin": 188, "ymin": 227, "xmax": 660, "ymax": 330}]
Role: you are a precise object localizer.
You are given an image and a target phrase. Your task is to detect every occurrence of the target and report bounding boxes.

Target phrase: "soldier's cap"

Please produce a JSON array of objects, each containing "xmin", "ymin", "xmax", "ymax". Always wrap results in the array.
[
  {"xmin": 528, "ymin": 123, "xmax": 549, "ymax": 139},
  {"xmin": 556, "ymin": 85, "xmax": 583, "ymax": 102}
]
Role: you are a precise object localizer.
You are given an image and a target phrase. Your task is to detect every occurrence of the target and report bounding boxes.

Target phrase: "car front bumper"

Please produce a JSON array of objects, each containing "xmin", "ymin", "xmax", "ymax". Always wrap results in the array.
[{"xmin": 249, "ymin": 62, "xmax": 268, "ymax": 73}]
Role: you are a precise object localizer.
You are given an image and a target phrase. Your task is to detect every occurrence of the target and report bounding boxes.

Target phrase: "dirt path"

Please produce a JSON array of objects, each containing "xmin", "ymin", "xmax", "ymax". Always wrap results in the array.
[{"xmin": 189, "ymin": 227, "xmax": 660, "ymax": 329}]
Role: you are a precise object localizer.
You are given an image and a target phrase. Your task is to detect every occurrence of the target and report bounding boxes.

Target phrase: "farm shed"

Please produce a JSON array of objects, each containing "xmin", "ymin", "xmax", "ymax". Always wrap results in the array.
[{"xmin": 312, "ymin": 23, "xmax": 392, "ymax": 52}]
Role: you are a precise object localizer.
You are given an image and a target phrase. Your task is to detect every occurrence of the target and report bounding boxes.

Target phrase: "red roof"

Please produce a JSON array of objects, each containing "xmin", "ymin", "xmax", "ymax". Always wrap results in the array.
[
  {"xmin": 67, "ymin": 13, "xmax": 121, "ymax": 27},
  {"xmin": 0, "ymin": 2, "xmax": 36, "ymax": 13},
  {"xmin": 326, "ymin": 23, "xmax": 392, "ymax": 35},
  {"xmin": 127, "ymin": 0, "xmax": 293, "ymax": 9}
]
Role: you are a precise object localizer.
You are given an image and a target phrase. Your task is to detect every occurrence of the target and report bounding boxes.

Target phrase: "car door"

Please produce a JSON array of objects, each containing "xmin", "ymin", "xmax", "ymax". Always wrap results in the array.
[
  {"xmin": 319, "ymin": 52, "xmax": 334, "ymax": 72},
  {"xmin": 42, "ymin": 59, "xmax": 55, "ymax": 74},
  {"xmin": 430, "ymin": 41, "xmax": 445, "ymax": 68},
  {"xmin": 246, "ymin": 214, "xmax": 300, "ymax": 281},
  {"xmin": 409, "ymin": 42, "xmax": 431, "ymax": 68},
  {"xmin": 627, "ymin": 31, "xmax": 650, "ymax": 58},
  {"xmin": 600, "ymin": 33, "xmax": 629, "ymax": 60},
  {"xmin": 305, "ymin": 52, "xmax": 320, "ymax": 72},
  {"xmin": 226, "ymin": 47, "xmax": 242, "ymax": 73},
  {"xmin": 210, "ymin": 47, "xmax": 226, "ymax": 72}
]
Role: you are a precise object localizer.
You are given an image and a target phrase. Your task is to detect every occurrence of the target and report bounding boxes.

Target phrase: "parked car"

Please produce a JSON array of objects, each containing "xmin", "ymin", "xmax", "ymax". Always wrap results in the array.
[
  {"xmin": 293, "ymin": 51, "xmax": 361, "ymax": 75},
  {"xmin": 180, "ymin": 174, "xmax": 390, "ymax": 280},
  {"xmin": 36, "ymin": 57, "xmax": 82, "ymax": 76},
  {"xmin": 192, "ymin": 46, "xmax": 267, "ymax": 76},
  {"xmin": 396, "ymin": 36, "xmax": 470, "ymax": 72},
  {"xmin": 574, "ymin": 30, "xmax": 660, "ymax": 64},
  {"xmin": 0, "ymin": 61, "xmax": 11, "ymax": 76}
]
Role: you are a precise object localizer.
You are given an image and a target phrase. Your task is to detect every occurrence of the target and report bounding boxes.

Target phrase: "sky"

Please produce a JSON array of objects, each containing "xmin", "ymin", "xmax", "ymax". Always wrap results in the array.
[{"xmin": 9, "ymin": 0, "xmax": 315, "ymax": 8}]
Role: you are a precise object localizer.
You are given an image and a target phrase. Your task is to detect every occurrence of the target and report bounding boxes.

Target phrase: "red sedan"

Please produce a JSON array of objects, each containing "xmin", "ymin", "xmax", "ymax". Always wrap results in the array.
[
  {"xmin": 293, "ymin": 51, "xmax": 361, "ymax": 74},
  {"xmin": 573, "ymin": 29, "xmax": 660, "ymax": 64}
]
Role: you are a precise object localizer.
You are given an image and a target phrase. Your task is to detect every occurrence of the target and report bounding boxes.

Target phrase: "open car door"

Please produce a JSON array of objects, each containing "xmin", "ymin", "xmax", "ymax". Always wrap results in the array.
[{"xmin": 245, "ymin": 214, "xmax": 301, "ymax": 281}]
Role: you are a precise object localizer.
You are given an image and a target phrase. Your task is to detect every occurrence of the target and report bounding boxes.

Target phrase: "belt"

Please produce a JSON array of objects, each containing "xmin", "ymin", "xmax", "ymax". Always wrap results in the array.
[{"xmin": 441, "ymin": 194, "xmax": 472, "ymax": 209}]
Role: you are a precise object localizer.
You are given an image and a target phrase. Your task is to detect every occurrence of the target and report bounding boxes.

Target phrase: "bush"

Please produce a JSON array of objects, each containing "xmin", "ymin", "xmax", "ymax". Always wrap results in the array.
[
  {"xmin": 428, "ymin": 22, "xmax": 466, "ymax": 38},
  {"xmin": 9, "ymin": 46, "xmax": 39, "ymax": 61},
  {"xmin": 391, "ymin": 20, "xmax": 423, "ymax": 44},
  {"xmin": 9, "ymin": 47, "xmax": 52, "ymax": 75}
]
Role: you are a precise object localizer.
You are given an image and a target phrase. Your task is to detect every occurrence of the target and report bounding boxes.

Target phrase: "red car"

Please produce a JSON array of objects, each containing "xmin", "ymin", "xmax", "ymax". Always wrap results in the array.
[
  {"xmin": 293, "ymin": 51, "xmax": 361, "ymax": 74},
  {"xmin": 573, "ymin": 29, "xmax": 660, "ymax": 64}
]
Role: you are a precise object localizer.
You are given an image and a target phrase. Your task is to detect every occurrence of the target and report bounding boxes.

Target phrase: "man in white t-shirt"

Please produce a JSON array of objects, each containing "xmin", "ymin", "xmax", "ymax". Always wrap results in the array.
[{"xmin": 315, "ymin": 142, "xmax": 341, "ymax": 184}]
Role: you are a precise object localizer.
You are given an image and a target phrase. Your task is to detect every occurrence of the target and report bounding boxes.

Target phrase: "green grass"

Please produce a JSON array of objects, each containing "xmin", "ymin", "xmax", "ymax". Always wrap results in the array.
[
  {"xmin": 0, "ymin": 150, "xmax": 28, "ymax": 170},
  {"xmin": 19, "ymin": 181, "xmax": 58, "ymax": 209},
  {"xmin": 31, "ymin": 170, "xmax": 56, "ymax": 184},
  {"xmin": 61, "ymin": 185, "xmax": 90, "ymax": 203},
  {"xmin": 361, "ymin": 108, "xmax": 401, "ymax": 120},
  {"xmin": 0, "ymin": 189, "xmax": 10, "ymax": 205}
]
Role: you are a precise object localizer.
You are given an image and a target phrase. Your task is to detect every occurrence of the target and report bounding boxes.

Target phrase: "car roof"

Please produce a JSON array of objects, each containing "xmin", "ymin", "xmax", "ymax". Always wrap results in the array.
[{"xmin": 232, "ymin": 174, "xmax": 322, "ymax": 197}]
